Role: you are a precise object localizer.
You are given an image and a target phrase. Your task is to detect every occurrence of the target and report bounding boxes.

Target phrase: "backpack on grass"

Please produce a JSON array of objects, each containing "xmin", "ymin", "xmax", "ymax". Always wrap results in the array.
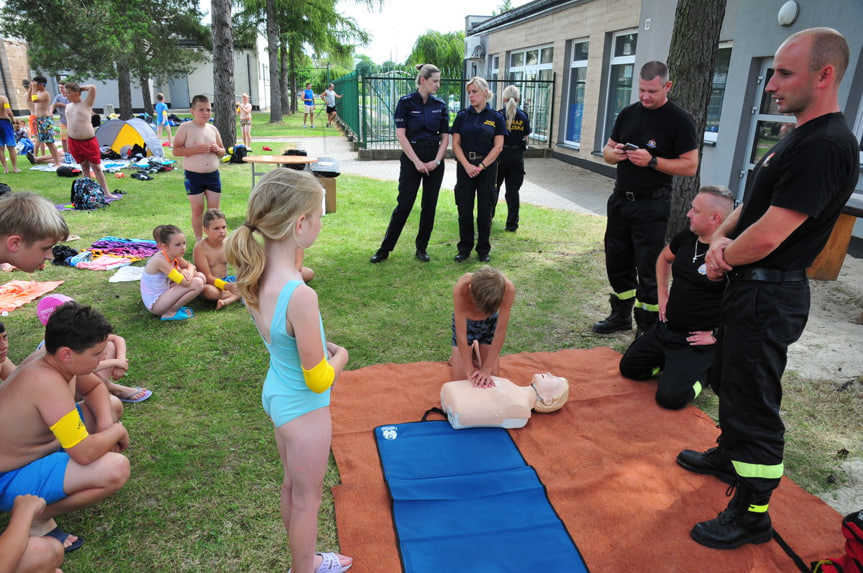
[
  {"xmin": 228, "ymin": 144, "xmax": 247, "ymax": 164},
  {"xmin": 812, "ymin": 510, "xmax": 863, "ymax": 573},
  {"xmin": 70, "ymin": 177, "xmax": 108, "ymax": 210}
]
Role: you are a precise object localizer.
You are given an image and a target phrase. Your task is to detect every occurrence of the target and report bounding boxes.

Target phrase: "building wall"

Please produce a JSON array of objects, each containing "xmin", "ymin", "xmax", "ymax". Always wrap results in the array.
[{"xmin": 0, "ymin": 39, "xmax": 34, "ymax": 114}]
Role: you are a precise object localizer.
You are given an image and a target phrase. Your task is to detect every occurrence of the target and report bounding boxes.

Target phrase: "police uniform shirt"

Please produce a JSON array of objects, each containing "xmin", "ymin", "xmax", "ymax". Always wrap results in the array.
[
  {"xmin": 394, "ymin": 91, "xmax": 450, "ymax": 144},
  {"xmin": 610, "ymin": 100, "xmax": 697, "ymax": 194},
  {"xmin": 734, "ymin": 112, "xmax": 859, "ymax": 270},
  {"xmin": 499, "ymin": 108, "xmax": 531, "ymax": 148},
  {"xmin": 664, "ymin": 229, "xmax": 726, "ymax": 332},
  {"xmin": 452, "ymin": 104, "xmax": 506, "ymax": 156}
]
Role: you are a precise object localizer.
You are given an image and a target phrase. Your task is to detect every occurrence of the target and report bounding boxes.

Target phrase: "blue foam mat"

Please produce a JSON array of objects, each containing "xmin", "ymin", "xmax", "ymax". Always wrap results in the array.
[{"xmin": 375, "ymin": 421, "xmax": 589, "ymax": 573}]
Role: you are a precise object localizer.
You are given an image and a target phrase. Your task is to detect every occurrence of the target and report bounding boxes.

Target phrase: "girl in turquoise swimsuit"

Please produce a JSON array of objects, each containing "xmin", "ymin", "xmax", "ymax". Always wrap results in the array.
[{"xmin": 225, "ymin": 169, "xmax": 352, "ymax": 573}]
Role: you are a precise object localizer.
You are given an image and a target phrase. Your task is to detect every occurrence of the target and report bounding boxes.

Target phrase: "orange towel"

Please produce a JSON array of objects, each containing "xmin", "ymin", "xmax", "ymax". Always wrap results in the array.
[{"xmin": 0, "ymin": 280, "xmax": 65, "ymax": 313}]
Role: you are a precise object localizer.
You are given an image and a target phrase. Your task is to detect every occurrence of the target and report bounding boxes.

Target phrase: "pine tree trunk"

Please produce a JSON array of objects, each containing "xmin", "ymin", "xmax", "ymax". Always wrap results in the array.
[
  {"xmin": 211, "ymin": 0, "xmax": 236, "ymax": 150},
  {"xmin": 266, "ymin": 0, "xmax": 281, "ymax": 123},
  {"xmin": 140, "ymin": 74, "xmax": 153, "ymax": 116},
  {"xmin": 279, "ymin": 39, "xmax": 290, "ymax": 116},
  {"xmin": 118, "ymin": 63, "xmax": 132, "ymax": 119},
  {"xmin": 666, "ymin": 0, "xmax": 727, "ymax": 241}
]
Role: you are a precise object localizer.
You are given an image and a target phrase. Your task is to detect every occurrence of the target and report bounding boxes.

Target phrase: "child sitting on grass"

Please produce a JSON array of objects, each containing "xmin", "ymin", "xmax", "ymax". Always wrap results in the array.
[
  {"xmin": 193, "ymin": 209, "xmax": 241, "ymax": 310},
  {"xmin": 450, "ymin": 266, "xmax": 516, "ymax": 388},
  {"xmin": 141, "ymin": 224, "xmax": 205, "ymax": 321}
]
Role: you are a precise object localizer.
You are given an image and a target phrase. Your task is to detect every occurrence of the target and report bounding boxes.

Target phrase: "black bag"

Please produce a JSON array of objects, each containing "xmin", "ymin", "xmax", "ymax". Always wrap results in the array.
[
  {"xmin": 56, "ymin": 165, "xmax": 82, "ymax": 177},
  {"xmin": 282, "ymin": 149, "xmax": 308, "ymax": 171},
  {"xmin": 229, "ymin": 144, "xmax": 248, "ymax": 164},
  {"xmin": 0, "ymin": 182, "xmax": 12, "ymax": 197},
  {"xmin": 71, "ymin": 177, "xmax": 108, "ymax": 210}
]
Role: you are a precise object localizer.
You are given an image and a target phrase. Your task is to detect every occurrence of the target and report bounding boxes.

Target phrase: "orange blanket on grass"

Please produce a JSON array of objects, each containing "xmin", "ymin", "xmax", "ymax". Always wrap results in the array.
[
  {"xmin": 0, "ymin": 280, "xmax": 64, "ymax": 313},
  {"xmin": 330, "ymin": 347, "xmax": 845, "ymax": 573}
]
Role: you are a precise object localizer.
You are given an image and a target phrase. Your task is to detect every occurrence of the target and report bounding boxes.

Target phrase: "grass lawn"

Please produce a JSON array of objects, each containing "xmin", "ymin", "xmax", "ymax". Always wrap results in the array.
[{"xmin": 0, "ymin": 127, "xmax": 858, "ymax": 570}]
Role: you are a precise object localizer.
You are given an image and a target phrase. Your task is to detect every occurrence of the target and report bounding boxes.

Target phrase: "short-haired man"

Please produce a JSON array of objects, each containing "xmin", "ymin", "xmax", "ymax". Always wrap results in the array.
[
  {"xmin": 320, "ymin": 83, "xmax": 342, "ymax": 127},
  {"xmin": 679, "ymin": 28, "xmax": 859, "ymax": 550},
  {"xmin": 596, "ymin": 61, "xmax": 698, "ymax": 337},
  {"xmin": 619, "ymin": 186, "xmax": 734, "ymax": 409},
  {"xmin": 65, "ymin": 82, "xmax": 119, "ymax": 199},
  {"xmin": 0, "ymin": 192, "xmax": 69, "ymax": 272},
  {"xmin": 25, "ymin": 76, "xmax": 61, "ymax": 165},
  {"xmin": 302, "ymin": 82, "xmax": 316, "ymax": 128},
  {"xmin": 0, "ymin": 302, "xmax": 130, "ymax": 552}
]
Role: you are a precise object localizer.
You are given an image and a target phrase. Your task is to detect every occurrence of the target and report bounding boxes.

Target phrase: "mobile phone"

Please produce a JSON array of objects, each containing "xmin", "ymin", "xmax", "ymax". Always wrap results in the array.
[{"xmin": 623, "ymin": 143, "xmax": 639, "ymax": 151}]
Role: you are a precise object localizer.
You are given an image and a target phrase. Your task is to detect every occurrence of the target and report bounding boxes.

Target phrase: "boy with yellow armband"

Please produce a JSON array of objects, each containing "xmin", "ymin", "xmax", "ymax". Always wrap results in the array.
[
  {"xmin": 0, "ymin": 95, "xmax": 20, "ymax": 174},
  {"xmin": 194, "ymin": 209, "xmax": 241, "ymax": 310},
  {"xmin": 0, "ymin": 301, "xmax": 130, "ymax": 554}
]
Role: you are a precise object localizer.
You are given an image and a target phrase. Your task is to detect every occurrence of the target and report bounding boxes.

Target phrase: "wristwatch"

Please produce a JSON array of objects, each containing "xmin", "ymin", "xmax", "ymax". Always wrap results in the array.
[
  {"xmin": 435, "ymin": 159, "xmax": 441, "ymax": 166},
  {"xmin": 648, "ymin": 155, "xmax": 658, "ymax": 169}
]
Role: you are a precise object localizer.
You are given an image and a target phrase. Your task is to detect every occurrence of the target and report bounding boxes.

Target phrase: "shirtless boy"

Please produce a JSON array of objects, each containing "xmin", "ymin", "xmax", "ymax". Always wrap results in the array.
[
  {"xmin": 193, "ymin": 209, "xmax": 241, "ymax": 310},
  {"xmin": 25, "ymin": 76, "xmax": 61, "ymax": 165},
  {"xmin": 450, "ymin": 266, "xmax": 516, "ymax": 388},
  {"xmin": 64, "ymin": 83, "xmax": 118, "ymax": 199},
  {"xmin": 0, "ymin": 302, "xmax": 130, "ymax": 552},
  {"xmin": 173, "ymin": 95, "xmax": 226, "ymax": 242},
  {"xmin": 0, "ymin": 95, "xmax": 20, "ymax": 174},
  {"xmin": 0, "ymin": 192, "xmax": 69, "ymax": 273}
]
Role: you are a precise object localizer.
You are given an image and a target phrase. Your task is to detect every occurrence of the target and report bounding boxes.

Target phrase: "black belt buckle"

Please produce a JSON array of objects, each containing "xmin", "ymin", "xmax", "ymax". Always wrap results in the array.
[
  {"xmin": 468, "ymin": 151, "xmax": 481, "ymax": 160},
  {"xmin": 625, "ymin": 191, "xmax": 636, "ymax": 201}
]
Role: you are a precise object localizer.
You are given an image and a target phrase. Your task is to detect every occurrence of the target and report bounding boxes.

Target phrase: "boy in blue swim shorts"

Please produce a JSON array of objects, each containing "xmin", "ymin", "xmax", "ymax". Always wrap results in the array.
[
  {"xmin": 0, "ymin": 302, "xmax": 130, "ymax": 553},
  {"xmin": 172, "ymin": 94, "xmax": 226, "ymax": 242},
  {"xmin": 450, "ymin": 265, "xmax": 516, "ymax": 388}
]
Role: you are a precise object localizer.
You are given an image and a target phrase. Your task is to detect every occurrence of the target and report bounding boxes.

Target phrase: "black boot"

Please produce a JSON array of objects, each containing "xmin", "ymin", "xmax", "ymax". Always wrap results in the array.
[
  {"xmin": 634, "ymin": 308, "xmax": 658, "ymax": 338},
  {"xmin": 691, "ymin": 483, "xmax": 773, "ymax": 549},
  {"xmin": 676, "ymin": 446, "xmax": 736, "ymax": 484},
  {"xmin": 592, "ymin": 295, "xmax": 634, "ymax": 334}
]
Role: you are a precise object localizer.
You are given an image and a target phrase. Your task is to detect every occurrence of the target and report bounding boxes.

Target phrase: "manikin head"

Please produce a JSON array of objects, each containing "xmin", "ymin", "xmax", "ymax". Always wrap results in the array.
[{"xmin": 531, "ymin": 373, "xmax": 569, "ymax": 413}]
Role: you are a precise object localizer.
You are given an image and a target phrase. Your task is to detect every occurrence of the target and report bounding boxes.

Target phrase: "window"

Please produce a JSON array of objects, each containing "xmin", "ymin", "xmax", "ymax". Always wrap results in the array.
[
  {"xmin": 564, "ymin": 40, "xmax": 589, "ymax": 147},
  {"xmin": 507, "ymin": 45, "xmax": 554, "ymax": 142},
  {"xmin": 704, "ymin": 46, "xmax": 732, "ymax": 143},
  {"xmin": 603, "ymin": 31, "xmax": 637, "ymax": 144}
]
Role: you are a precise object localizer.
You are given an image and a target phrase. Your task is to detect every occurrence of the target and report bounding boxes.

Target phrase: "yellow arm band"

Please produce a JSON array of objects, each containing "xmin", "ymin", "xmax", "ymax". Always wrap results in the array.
[
  {"xmin": 214, "ymin": 278, "xmax": 226, "ymax": 290},
  {"xmin": 302, "ymin": 356, "xmax": 335, "ymax": 393},
  {"xmin": 167, "ymin": 268, "xmax": 184, "ymax": 284},
  {"xmin": 31, "ymin": 95, "xmax": 39, "ymax": 102},
  {"xmin": 2, "ymin": 103, "xmax": 9, "ymax": 109},
  {"xmin": 49, "ymin": 409, "xmax": 89, "ymax": 449}
]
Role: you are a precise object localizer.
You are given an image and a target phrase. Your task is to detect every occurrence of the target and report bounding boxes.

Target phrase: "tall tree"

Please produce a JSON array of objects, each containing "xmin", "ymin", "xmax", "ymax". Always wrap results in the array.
[
  {"xmin": 211, "ymin": 0, "xmax": 235, "ymax": 149},
  {"xmin": 1, "ymin": 0, "xmax": 209, "ymax": 118},
  {"xmin": 665, "ymin": 0, "xmax": 727, "ymax": 240},
  {"xmin": 405, "ymin": 30, "xmax": 465, "ymax": 71}
]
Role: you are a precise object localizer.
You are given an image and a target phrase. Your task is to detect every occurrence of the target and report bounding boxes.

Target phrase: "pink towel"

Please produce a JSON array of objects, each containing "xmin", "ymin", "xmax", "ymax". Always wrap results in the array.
[
  {"xmin": 76, "ymin": 255, "xmax": 133, "ymax": 271},
  {"xmin": 0, "ymin": 280, "xmax": 65, "ymax": 313}
]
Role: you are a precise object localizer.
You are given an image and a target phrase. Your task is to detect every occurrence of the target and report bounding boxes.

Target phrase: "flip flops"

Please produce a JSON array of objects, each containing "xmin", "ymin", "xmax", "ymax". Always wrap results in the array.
[
  {"xmin": 118, "ymin": 387, "xmax": 152, "ymax": 403},
  {"xmin": 43, "ymin": 525, "xmax": 84, "ymax": 553},
  {"xmin": 161, "ymin": 307, "xmax": 193, "ymax": 321},
  {"xmin": 288, "ymin": 553, "xmax": 353, "ymax": 573}
]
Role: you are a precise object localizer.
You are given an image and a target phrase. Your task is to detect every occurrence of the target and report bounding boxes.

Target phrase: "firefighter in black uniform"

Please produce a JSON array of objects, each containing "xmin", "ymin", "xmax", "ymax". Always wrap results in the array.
[
  {"xmin": 678, "ymin": 28, "xmax": 859, "ymax": 550},
  {"xmin": 595, "ymin": 60, "xmax": 698, "ymax": 337},
  {"xmin": 619, "ymin": 186, "xmax": 733, "ymax": 409},
  {"xmin": 370, "ymin": 64, "xmax": 449, "ymax": 264}
]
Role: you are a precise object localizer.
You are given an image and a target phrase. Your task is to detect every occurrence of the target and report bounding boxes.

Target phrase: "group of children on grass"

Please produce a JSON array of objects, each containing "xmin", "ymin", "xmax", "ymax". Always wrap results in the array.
[{"xmin": 0, "ymin": 122, "xmax": 515, "ymax": 573}]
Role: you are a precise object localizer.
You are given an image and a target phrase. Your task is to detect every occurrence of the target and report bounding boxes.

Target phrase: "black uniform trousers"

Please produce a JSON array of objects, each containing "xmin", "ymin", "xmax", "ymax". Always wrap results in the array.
[
  {"xmin": 603, "ymin": 189, "xmax": 670, "ymax": 305},
  {"xmin": 712, "ymin": 278, "xmax": 810, "ymax": 495},
  {"xmin": 619, "ymin": 321, "xmax": 714, "ymax": 409},
  {"xmin": 494, "ymin": 147, "xmax": 525, "ymax": 229},
  {"xmin": 379, "ymin": 145, "xmax": 444, "ymax": 253},
  {"xmin": 454, "ymin": 161, "xmax": 497, "ymax": 257}
]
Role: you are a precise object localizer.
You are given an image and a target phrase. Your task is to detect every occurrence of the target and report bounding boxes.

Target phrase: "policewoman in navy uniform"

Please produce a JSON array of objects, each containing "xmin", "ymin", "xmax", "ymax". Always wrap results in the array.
[
  {"xmin": 451, "ymin": 76, "xmax": 505, "ymax": 262},
  {"xmin": 370, "ymin": 64, "xmax": 450, "ymax": 263},
  {"xmin": 494, "ymin": 85, "xmax": 531, "ymax": 232}
]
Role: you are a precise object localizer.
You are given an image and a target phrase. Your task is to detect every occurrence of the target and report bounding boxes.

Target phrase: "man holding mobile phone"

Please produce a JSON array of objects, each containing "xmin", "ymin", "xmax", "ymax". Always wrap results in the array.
[{"xmin": 595, "ymin": 60, "xmax": 698, "ymax": 338}]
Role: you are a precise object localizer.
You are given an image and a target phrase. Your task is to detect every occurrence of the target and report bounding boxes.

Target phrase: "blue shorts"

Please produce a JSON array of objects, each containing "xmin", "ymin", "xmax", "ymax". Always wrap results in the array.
[
  {"xmin": 0, "ymin": 119, "xmax": 14, "ymax": 147},
  {"xmin": 0, "ymin": 451, "xmax": 70, "ymax": 512},
  {"xmin": 184, "ymin": 170, "xmax": 222, "ymax": 196},
  {"xmin": 451, "ymin": 312, "xmax": 499, "ymax": 346}
]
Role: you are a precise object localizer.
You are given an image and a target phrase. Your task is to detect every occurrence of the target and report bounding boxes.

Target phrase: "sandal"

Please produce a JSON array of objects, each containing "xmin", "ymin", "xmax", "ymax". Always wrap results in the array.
[{"xmin": 288, "ymin": 552, "xmax": 353, "ymax": 573}]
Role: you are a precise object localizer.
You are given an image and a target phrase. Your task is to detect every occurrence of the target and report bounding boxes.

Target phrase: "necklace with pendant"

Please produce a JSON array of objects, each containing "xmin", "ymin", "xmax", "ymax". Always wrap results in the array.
[{"xmin": 693, "ymin": 240, "xmax": 706, "ymax": 263}]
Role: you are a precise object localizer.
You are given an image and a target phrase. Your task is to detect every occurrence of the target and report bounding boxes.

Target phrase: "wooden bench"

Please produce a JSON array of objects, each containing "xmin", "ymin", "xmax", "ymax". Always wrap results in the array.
[{"xmin": 807, "ymin": 196, "xmax": 863, "ymax": 281}]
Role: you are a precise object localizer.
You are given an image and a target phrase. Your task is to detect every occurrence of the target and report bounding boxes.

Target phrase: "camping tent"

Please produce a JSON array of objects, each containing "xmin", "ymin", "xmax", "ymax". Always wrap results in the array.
[{"xmin": 95, "ymin": 118, "xmax": 164, "ymax": 158}]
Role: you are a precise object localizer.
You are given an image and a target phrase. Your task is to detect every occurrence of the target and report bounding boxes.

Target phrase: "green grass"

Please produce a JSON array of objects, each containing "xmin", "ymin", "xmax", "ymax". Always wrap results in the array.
[{"xmin": 0, "ymin": 144, "xmax": 859, "ymax": 570}]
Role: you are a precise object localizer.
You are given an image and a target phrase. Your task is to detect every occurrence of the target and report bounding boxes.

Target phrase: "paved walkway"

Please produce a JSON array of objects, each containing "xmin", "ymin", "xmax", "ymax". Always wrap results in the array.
[{"xmin": 257, "ymin": 134, "xmax": 615, "ymax": 217}]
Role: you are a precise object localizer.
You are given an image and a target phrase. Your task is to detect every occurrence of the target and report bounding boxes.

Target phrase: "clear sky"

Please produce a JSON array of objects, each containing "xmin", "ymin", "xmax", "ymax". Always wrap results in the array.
[{"xmin": 337, "ymin": 0, "xmax": 531, "ymax": 65}]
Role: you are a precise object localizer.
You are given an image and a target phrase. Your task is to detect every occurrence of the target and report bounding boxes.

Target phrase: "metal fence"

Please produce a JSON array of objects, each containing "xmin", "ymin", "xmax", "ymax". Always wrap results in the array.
[{"xmin": 336, "ymin": 68, "xmax": 555, "ymax": 151}]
